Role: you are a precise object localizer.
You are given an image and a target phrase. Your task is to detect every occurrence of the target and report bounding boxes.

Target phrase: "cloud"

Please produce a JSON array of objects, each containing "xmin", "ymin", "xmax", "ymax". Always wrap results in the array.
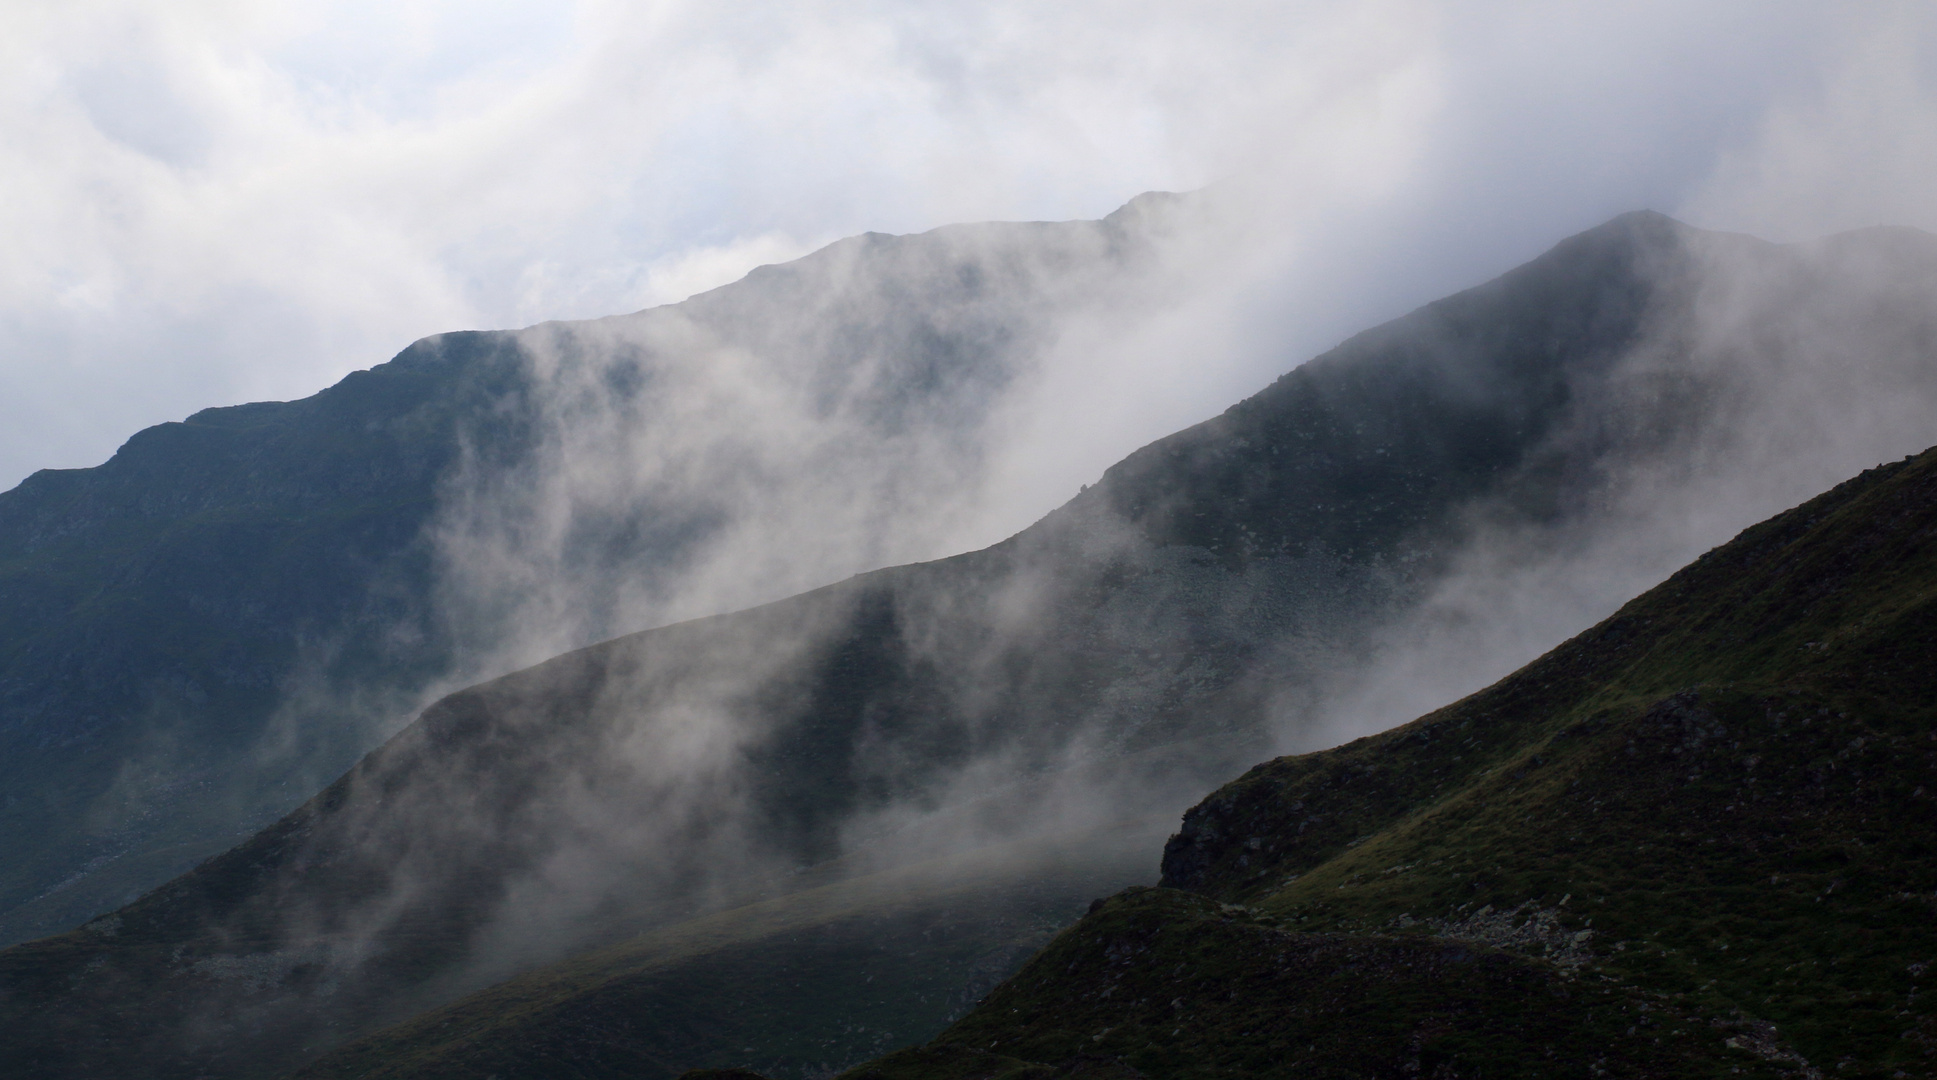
[
  {"xmin": 3, "ymin": 1, "xmax": 1931, "ymax": 498},
  {"xmin": 1680, "ymin": 3, "xmax": 1937, "ymax": 239}
]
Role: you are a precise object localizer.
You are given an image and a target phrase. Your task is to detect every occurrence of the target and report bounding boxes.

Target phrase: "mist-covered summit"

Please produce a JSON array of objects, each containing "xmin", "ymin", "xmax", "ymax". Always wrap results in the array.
[
  {"xmin": 4, "ymin": 208, "xmax": 1937, "ymax": 1079},
  {"xmin": 0, "ymin": 195, "xmax": 1192, "ymax": 948}
]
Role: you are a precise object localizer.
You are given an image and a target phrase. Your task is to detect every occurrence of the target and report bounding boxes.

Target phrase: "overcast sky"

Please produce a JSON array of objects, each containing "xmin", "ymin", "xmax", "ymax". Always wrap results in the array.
[{"xmin": 3, "ymin": 1, "xmax": 1934, "ymax": 493}]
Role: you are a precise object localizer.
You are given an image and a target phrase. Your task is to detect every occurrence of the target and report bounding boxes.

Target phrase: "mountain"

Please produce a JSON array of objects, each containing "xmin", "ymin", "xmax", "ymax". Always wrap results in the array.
[
  {"xmin": 0, "ymin": 194, "xmax": 1188, "ymax": 947},
  {"xmin": 282, "ymin": 822, "xmax": 1170, "ymax": 1080},
  {"xmin": 3, "ymin": 211, "xmax": 1937, "ymax": 1079},
  {"xmin": 839, "ymin": 442, "xmax": 1937, "ymax": 1080}
]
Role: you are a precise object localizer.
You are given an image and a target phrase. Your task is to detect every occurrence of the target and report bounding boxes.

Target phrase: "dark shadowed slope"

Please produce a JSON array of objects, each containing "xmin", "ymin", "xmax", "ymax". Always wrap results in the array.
[
  {"xmin": 5, "ymin": 212, "xmax": 1937, "ymax": 1080},
  {"xmin": 849, "ymin": 446, "xmax": 1937, "ymax": 1080},
  {"xmin": 283, "ymin": 822, "xmax": 1169, "ymax": 1080},
  {"xmin": 0, "ymin": 196, "xmax": 1183, "ymax": 947},
  {"xmin": 0, "ymin": 332, "xmax": 527, "ymax": 945}
]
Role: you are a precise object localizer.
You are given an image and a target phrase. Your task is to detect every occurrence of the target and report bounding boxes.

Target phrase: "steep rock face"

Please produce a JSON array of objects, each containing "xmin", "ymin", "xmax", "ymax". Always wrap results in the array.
[
  {"xmin": 847, "ymin": 447, "xmax": 1937, "ymax": 1080},
  {"xmin": 0, "ymin": 200, "xmax": 1177, "ymax": 946},
  {"xmin": 5, "ymin": 213, "xmax": 1937, "ymax": 1079}
]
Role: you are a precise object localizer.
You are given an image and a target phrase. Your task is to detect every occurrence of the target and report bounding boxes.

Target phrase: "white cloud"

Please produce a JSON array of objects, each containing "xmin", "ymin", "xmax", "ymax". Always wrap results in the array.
[
  {"xmin": 1680, "ymin": 4, "xmax": 1937, "ymax": 239},
  {"xmin": 0, "ymin": 1, "xmax": 1930, "ymax": 495}
]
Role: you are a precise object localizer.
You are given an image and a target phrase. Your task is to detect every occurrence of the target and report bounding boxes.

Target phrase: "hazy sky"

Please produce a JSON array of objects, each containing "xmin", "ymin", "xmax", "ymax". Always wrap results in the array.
[{"xmin": 3, "ymin": 1, "xmax": 1934, "ymax": 492}]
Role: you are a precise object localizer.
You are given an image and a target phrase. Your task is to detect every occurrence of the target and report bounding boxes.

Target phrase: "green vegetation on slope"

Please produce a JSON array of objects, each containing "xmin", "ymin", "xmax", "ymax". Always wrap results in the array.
[
  {"xmin": 857, "ymin": 888, "xmax": 1753, "ymax": 1080},
  {"xmin": 842, "ymin": 446, "xmax": 1937, "ymax": 1079}
]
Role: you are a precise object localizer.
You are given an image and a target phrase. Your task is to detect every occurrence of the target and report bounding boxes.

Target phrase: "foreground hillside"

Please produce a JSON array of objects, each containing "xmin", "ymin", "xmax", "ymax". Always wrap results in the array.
[{"xmin": 844, "ymin": 446, "xmax": 1937, "ymax": 1079}]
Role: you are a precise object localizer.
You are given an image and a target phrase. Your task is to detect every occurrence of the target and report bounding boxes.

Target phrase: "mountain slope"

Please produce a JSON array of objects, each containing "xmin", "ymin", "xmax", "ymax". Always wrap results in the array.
[
  {"xmin": 0, "ymin": 196, "xmax": 1182, "ymax": 946},
  {"xmin": 5, "ymin": 213, "xmax": 1937, "ymax": 1080},
  {"xmin": 283, "ymin": 822, "xmax": 1167, "ymax": 1080},
  {"xmin": 847, "ymin": 445, "xmax": 1937, "ymax": 1079}
]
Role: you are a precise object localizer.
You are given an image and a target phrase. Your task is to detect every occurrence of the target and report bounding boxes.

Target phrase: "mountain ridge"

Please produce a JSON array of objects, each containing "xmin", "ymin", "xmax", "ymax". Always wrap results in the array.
[{"xmin": 0, "ymin": 199, "xmax": 1182, "ymax": 946}]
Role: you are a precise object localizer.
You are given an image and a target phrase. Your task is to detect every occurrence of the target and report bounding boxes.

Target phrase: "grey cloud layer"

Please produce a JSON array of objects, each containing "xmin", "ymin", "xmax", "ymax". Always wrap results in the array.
[{"xmin": 4, "ymin": 1, "xmax": 1933, "ymax": 502}]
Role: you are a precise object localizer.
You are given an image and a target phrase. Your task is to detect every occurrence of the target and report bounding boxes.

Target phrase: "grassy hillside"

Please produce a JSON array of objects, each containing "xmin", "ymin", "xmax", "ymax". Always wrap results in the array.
[{"xmin": 843, "ymin": 445, "xmax": 1937, "ymax": 1079}]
